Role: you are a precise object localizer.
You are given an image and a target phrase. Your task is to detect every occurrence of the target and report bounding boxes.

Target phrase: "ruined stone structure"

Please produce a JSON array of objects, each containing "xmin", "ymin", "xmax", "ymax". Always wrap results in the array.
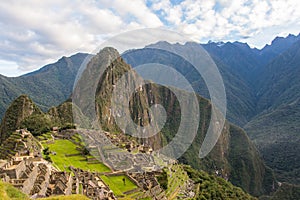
[
  {"xmin": 71, "ymin": 167, "xmax": 116, "ymax": 200},
  {"xmin": 46, "ymin": 171, "xmax": 73, "ymax": 196},
  {"xmin": 0, "ymin": 129, "xmax": 188, "ymax": 199},
  {"xmin": 30, "ymin": 163, "xmax": 50, "ymax": 196},
  {"xmin": 0, "ymin": 158, "xmax": 52, "ymax": 195},
  {"xmin": 129, "ymin": 171, "xmax": 160, "ymax": 190}
]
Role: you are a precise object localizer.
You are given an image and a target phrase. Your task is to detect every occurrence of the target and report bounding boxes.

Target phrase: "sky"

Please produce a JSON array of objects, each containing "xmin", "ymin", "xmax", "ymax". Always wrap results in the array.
[{"xmin": 0, "ymin": 0, "xmax": 299, "ymax": 77}]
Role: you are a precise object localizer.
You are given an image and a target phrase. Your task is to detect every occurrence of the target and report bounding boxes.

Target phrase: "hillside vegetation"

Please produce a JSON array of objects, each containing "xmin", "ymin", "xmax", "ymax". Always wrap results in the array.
[
  {"xmin": 183, "ymin": 165, "xmax": 257, "ymax": 200},
  {"xmin": 270, "ymin": 183, "xmax": 300, "ymax": 200},
  {"xmin": 0, "ymin": 95, "xmax": 42, "ymax": 142},
  {"xmin": 0, "ymin": 53, "xmax": 90, "ymax": 120},
  {"xmin": 81, "ymin": 47, "xmax": 276, "ymax": 196},
  {"xmin": 0, "ymin": 181, "xmax": 29, "ymax": 200},
  {"xmin": 0, "ymin": 91, "xmax": 86, "ymax": 143},
  {"xmin": 245, "ymin": 40, "xmax": 300, "ymax": 184}
]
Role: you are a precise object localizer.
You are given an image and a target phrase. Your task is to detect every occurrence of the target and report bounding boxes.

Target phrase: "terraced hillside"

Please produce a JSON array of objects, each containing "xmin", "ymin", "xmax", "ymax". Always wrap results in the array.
[
  {"xmin": 42, "ymin": 138, "xmax": 111, "ymax": 173},
  {"xmin": 0, "ymin": 130, "xmax": 41, "ymax": 160},
  {"xmin": 76, "ymin": 47, "xmax": 276, "ymax": 197}
]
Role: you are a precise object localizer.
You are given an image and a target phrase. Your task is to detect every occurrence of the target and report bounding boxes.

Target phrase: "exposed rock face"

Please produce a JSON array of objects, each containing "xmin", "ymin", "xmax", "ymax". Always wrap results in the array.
[
  {"xmin": 0, "ymin": 47, "xmax": 277, "ymax": 197},
  {"xmin": 72, "ymin": 47, "xmax": 119, "ymax": 125},
  {"xmin": 93, "ymin": 49, "xmax": 163, "ymax": 150},
  {"xmin": 83, "ymin": 47, "xmax": 276, "ymax": 196},
  {"xmin": 0, "ymin": 95, "xmax": 42, "ymax": 142}
]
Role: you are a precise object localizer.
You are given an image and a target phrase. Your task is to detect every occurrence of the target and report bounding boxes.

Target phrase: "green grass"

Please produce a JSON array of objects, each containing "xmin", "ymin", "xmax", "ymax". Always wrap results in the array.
[
  {"xmin": 183, "ymin": 165, "xmax": 257, "ymax": 200},
  {"xmin": 37, "ymin": 132, "xmax": 53, "ymax": 141},
  {"xmin": 0, "ymin": 181, "xmax": 29, "ymax": 200},
  {"xmin": 37, "ymin": 194, "xmax": 89, "ymax": 200},
  {"xmin": 44, "ymin": 139, "xmax": 111, "ymax": 173},
  {"xmin": 165, "ymin": 165, "xmax": 189, "ymax": 198},
  {"xmin": 100, "ymin": 175, "xmax": 137, "ymax": 197},
  {"xmin": 79, "ymin": 183, "xmax": 83, "ymax": 194},
  {"xmin": 71, "ymin": 134, "xmax": 84, "ymax": 146}
]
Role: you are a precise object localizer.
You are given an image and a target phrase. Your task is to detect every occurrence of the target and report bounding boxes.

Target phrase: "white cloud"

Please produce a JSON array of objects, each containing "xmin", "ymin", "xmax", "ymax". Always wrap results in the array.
[
  {"xmin": 97, "ymin": 0, "xmax": 163, "ymax": 28},
  {"xmin": 0, "ymin": 59, "xmax": 23, "ymax": 77},
  {"xmin": 166, "ymin": 5, "xmax": 183, "ymax": 25},
  {"xmin": 149, "ymin": 0, "xmax": 300, "ymax": 46},
  {"xmin": 0, "ymin": 0, "xmax": 162, "ymax": 75},
  {"xmin": 0, "ymin": 0, "xmax": 300, "ymax": 76}
]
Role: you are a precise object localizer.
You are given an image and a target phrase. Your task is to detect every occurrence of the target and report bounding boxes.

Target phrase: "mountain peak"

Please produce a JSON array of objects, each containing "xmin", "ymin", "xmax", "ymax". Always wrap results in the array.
[
  {"xmin": 233, "ymin": 41, "xmax": 251, "ymax": 49},
  {"xmin": 145, "ymin": 41, "xmax": 172, "ymax": 49},
  {"xmin": 0, "ymin": 95, "xmax": 42, "ymax": 142},
  {"xmin": 97, "ymin": 47, "xmax": 120, "ymax": 58},
  {"xmin": 259, "ymin": 33, "xmax": 300, "ymax": 63}
]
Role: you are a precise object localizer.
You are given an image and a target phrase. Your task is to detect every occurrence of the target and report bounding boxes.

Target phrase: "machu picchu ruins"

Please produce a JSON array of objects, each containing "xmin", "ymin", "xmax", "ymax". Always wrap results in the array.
[{"xmin": 0, "ymin": 127, "xmax": 196, "ymax": 200}]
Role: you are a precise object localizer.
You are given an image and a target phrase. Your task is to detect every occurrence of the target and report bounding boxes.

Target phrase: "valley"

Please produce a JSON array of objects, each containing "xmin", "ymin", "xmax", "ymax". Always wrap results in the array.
[{"xmin": 0, "ymin": 33, "xmax": 299, "ymax": 199}]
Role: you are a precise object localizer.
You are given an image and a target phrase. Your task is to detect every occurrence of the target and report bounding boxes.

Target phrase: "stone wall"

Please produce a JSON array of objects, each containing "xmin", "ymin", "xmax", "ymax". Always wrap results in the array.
[
  {"xmin": 21, "ymin": 163, "xmax": 38, "ymax": 194},
  {"xmin": 14, "ymin": 160, "xmax": 27, "ymax": 179},
  {"xmin": 0, "ymin": 173, "xmax": 10, "ymax": 182},
  {"xmin": 38, "ymin": 165, "xmax": 50, "ymax": 196},
  {"xmin": 65, "ymin": 174, "xmax": 73, "ymax": 195},
  {"xmin": 3, "ymin": 160, "xmax": 26, "ymax": 179}
]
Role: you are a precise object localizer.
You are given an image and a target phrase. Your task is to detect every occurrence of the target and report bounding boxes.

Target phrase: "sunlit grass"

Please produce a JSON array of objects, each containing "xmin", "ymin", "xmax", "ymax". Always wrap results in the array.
[
  {"xmin": 0, "ymin": 181, "xmax": 29, "ymax": 200},
  {"xmin": 44, "ymin": 139, "xmax": 111, "ymax": 173},
  {"xmin": 100, "ymin": 175, "xmax": 138, "ymax": 197},
  {"xmin": 37, "ymin": 194, "xmax": 89, "ymax": 200}
]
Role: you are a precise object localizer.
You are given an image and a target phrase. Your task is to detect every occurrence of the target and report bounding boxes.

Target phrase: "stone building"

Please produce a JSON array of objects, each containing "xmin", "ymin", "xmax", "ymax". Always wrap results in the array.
[
  {"xmin": 46, "ymin": 171, "xmax": 73, "ymax": 196},
  {"xmin": 0, "ymin": 158, "xmax": 40, "ymax": 194},
  {"xmin": 71, "ymin": 167, "xmax": 116, "ymax": 200}
]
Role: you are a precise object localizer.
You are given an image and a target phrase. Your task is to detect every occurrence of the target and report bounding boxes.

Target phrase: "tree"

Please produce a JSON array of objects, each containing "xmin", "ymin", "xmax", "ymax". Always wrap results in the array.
[
  {"xmin": 21, "ymin": 114, "xmax": 53, "ymax": 136},
  {"xmin": 45, "ymin": 155, "xmax": 52, "ymax": 162},
  {"xmin": 43, "ymin": 147, "xmax": 50, "ymax": 155}
]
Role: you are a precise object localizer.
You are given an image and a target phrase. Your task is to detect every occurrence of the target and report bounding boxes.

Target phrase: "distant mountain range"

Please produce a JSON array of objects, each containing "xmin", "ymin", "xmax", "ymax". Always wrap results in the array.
[
  {"xmin": 0, "ymin": 53, "xmax": 90, "ymax": 118},
  {"xmin": 122, "ymin": 33, "xmax": 300, "ymax": 184},
  {"xmin": 201, "ymin": 34, "xmax": 300, "ymax": 184},
  {"xmin": 0, "ymin": 33, "xmax": 300, "ymax": 186},
  {"xmin": 0, "ymin": 47, "xmax": 276, "ymax": 198}
]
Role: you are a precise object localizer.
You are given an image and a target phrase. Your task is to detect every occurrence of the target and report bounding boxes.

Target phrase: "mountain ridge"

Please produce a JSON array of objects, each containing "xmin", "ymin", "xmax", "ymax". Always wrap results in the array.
[
  {"xmin": 0, "ymin": 53, "xmax": 90, "ymax": 120},
  {"xmin": 82, "ymin": 47, "xmax": 276, "ymax": 196},
  {"xmin": 0, "ymin": 33, "xmax": 299, "ymax": 189}
]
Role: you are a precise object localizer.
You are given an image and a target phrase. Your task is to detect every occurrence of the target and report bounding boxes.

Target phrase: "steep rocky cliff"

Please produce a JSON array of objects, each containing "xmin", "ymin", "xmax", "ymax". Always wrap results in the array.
[
  {"xmin": 0, "ymin": 47, "xmax": 277, "ymax": 197},
  {"xmin": 86, "ymin": 47, "xmax": 276, "ymax": 196}
]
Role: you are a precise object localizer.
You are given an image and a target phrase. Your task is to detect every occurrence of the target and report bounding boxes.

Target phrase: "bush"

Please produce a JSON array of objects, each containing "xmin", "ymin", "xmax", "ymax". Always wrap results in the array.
[
  {"xmin": 156, "ymin": 169, "xmax": 168, "ymax": 190},
  {"xmin": 43, "ymin": 147, "xmax": 50, "ymax": 155},
  {"xmin": 21, "ymin": 114, "xmax": 53, "ymax": 136},
  {"xmin": 59, "ymin": 123, "xmax": 76, "ymax": 131},
  {"xmin": 45, "ymin": 155, "xmax": 52, "ymax": 162},
  {"xmin": 82, "ymin": 147, "xmax": 89, "ymax": 156}
]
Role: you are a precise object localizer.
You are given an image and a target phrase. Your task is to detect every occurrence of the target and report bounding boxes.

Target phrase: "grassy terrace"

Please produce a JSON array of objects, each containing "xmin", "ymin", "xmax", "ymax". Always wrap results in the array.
[
  {"xmin": 37, "ymin": 194, "xmax": 89, "ymax": 200},
  {"xmin": 43, "ymin": 139, "xmax": 111, "ymax": 173},
  {"xmin": 166, "ymin": 164, "xmax": 189, "ymax": 199},
  {"xmin": 41, "ymin": 133, "xmax": 141, "ymax": 199},
  {"xmin": 100, "ymin": 175, "xmax": 138, "ymax": 197}
]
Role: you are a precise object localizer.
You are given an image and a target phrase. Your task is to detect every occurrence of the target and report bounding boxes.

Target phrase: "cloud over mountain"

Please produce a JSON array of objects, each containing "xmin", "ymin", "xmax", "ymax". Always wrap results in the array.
[{"xmin": 0, "ymin": 0, "xmax": 299, "ymax": 76}]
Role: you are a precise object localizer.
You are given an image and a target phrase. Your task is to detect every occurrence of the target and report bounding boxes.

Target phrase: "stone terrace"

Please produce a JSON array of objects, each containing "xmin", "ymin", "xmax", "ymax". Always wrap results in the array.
[{"xmin": 70, "ymin": 167, "xmax": 116, "ymax": 200}]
